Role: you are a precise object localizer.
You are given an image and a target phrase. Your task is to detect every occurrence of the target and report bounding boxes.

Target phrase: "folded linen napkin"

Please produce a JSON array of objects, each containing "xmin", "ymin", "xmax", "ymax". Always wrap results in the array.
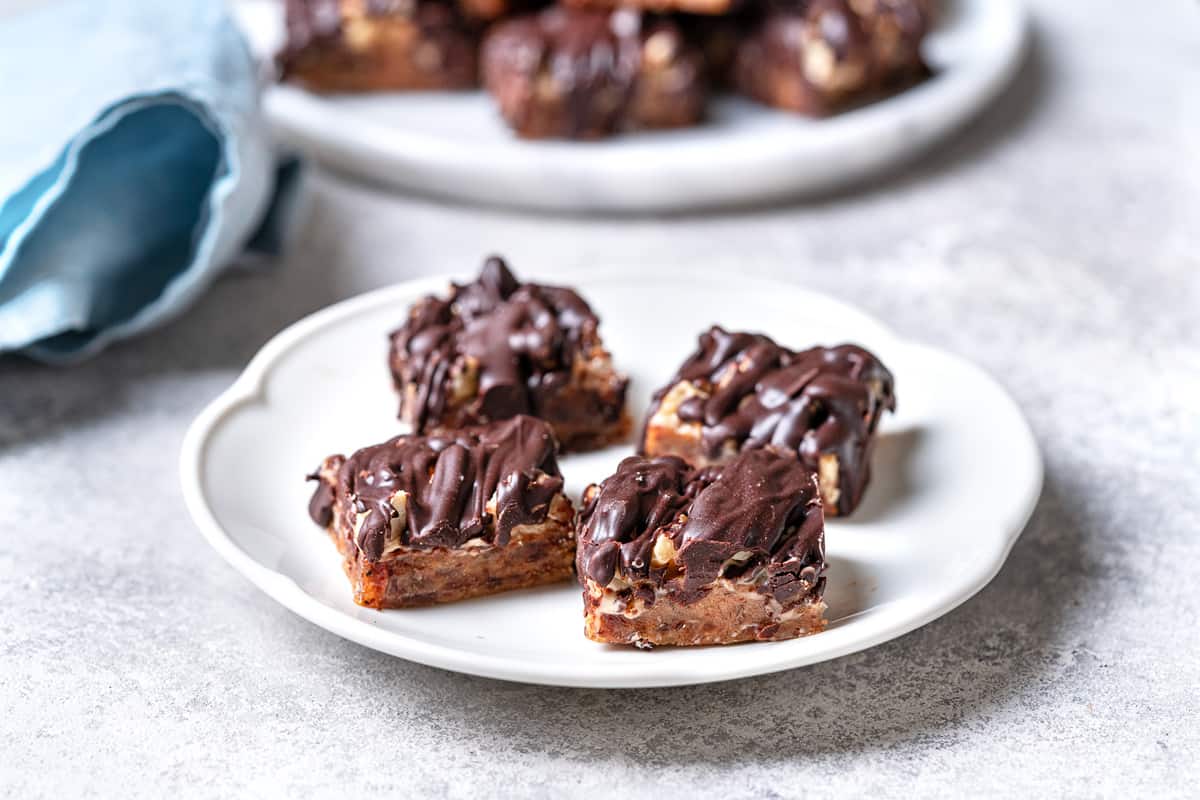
[{"xmin": 0, "ymin": 0, "xmax": 285, "ymax": 363}]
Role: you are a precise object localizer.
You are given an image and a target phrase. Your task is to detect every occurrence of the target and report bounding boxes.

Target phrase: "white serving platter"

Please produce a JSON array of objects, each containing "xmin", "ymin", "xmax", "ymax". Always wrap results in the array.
[{"xmin": 234, "ymin": 0, "xmax": 1027, "ymax": 210}]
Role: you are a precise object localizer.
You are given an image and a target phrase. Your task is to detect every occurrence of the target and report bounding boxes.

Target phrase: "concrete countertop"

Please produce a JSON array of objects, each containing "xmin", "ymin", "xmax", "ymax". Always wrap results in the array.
[{"xmin": 2, "ymin": 0, "xmax": 1197, "ymax": 796}]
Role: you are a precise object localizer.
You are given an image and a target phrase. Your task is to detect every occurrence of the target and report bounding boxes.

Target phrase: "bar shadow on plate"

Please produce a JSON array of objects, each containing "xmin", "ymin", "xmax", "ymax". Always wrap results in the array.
[
  {"xmin": 339, "ymin": 470, "xmax": 1093, "ymax": 764},
  {"xmin": 577, "ymin": 552, "xmax": 876, "ymax": 652},
  {"xmin": 822, "ymin": 553, "xmax": 878, "ymax": 625}
]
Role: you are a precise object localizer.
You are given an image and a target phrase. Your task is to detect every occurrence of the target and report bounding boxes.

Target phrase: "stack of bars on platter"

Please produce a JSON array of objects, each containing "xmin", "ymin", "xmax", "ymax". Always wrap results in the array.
[
  {"xmin": 307, "ymin": 257, "xmax": 896, "ymax": 648},
  {"xmin": 279, "ymin": 0, "xmax": 936, "ymax": 138}
]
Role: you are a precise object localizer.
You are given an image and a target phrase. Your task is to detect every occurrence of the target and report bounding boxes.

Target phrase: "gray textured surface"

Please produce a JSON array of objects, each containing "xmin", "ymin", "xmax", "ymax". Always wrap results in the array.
[{"xmin": 2, "ymin": 1, "xmax": 1199, "ymax": 796}]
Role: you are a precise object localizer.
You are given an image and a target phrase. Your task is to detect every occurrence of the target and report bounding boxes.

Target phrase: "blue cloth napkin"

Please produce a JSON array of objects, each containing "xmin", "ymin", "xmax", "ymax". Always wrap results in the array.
[{"xmin": 0, "ymin": 0, "xmax": 284, "ymax": 363}]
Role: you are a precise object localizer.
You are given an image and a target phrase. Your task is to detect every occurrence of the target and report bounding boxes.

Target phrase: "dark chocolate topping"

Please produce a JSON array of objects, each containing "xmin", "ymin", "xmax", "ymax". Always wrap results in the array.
[
  {"xmin": 545, "ymin": 8, "xmax": 642, "ymax": 139},
  {"xmin": 307, "ymin": 415, "xmax": 564, "ymax": 560},
  {"xmin": 643, "ymin": 326, "xmax": 895, "ymax": 513},
  {"xmin": 390, "ymin": 256, "xmax": 624, "ymax": 435},
  {"xmin": 483, "ymin": 7, "xmax": 645, "ymax": 138},
  {"xmin": 576, "ymin": 450, "xmax": 825, "ymax": 604},
  {"xmin": 735, "ymin": 0, "xmax": 936, "ymax": 119}
]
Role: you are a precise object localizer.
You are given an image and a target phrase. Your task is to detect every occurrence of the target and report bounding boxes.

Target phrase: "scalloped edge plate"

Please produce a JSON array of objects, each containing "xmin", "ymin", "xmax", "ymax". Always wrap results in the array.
[{"xmin": 181, "ymin": 267, "xmax": 1041, "ymax": 687}]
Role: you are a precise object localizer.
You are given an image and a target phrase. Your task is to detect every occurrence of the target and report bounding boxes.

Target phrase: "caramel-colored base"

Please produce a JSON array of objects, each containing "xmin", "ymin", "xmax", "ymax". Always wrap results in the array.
[
  {"xmin": 327, "ymin": 522, "xmax": 574, "ymax": 609},
  {"xmin": 641, "ymin": 420, "xmax": 718, "ymax": 466},
  {"xmin": 582, "ymin": 578, "xmax": 827, "ymax": 647},
  {"xmin": 481, "ymin": 20, "xmax": 706, "ymax": 139},
  {"xmin": 735, "ymin": 70, "xmax": 842, "ymax": 117},
  {"xmin": 553, "ymin": 412, "xmax": 632, "ymax": 453}
]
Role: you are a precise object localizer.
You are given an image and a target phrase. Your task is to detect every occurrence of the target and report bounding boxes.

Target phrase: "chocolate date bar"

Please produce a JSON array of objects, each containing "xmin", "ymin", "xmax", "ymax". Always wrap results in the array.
[
  {"xmin": 481, "ymin": 8, "xmax": 706, "ymax": 139},
  {"xmin": 733, "ymin": 0, "xmax": 931, "ymax": 115},
  {"xmin": 640, "ymin": 326, "xmax": 895, "ymax": 516},
  {"xmin": 855, "ymin": 0, "xmax": 935, "ymax": 87},
  {"xmin": 576, "ymin": 449, "xmax": 827, "ymax": 647},
  {"xmin": 307, "ymin": 416, "xmax": 575, "ymax": 608},
  {"xmin": 278, "ymin": 0, "xmax": 477, "ymax": 92},
  {"xmin": 389, "ymin": 256, "xmax": 629, "ymax": 450}
]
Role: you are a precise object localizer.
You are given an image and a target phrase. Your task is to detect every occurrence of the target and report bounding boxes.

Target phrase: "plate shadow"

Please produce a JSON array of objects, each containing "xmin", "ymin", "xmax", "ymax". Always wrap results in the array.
[{"xmin": 307, "ymin": 468, "xmax": 1090, "ymax": 765}]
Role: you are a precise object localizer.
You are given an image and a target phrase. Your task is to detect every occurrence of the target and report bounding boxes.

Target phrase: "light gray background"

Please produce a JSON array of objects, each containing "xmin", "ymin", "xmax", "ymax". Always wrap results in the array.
[{"xmin": 2, "ymin": 1, "xmax": 1198, "ymax": 796}]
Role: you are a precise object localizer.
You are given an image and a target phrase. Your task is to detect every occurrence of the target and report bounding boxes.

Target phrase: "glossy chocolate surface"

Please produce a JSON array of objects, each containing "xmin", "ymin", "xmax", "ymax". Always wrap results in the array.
[
  {"xmin": 481, "ymin": 7, "xmax": 705, "ymax": 138},
  {"xmin": 389, "ymin": 257, "xmax": 627, "ymax": 444},
  {"xmin": 308, "ymin": 416, "xmax": 564, "ymax": 560},
  {"xmin": 642, "ymin": 326, "xmax": 895, "ymax": 514},
  {"xmin": 734, "ymin": 0, "xmax": 931, "ymax": 113}
]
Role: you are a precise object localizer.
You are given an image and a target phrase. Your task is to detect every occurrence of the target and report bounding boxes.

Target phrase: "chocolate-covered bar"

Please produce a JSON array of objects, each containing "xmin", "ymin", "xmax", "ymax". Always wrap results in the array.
[
  {"xmin": 278, "ymin": 0, "xmax": 477, "ymax": 92},
  {"xmin": 307, "ymin": 416, "xmax": 575, "ymax": 608},
  {"xmin": 733, "ymin": 0, "xmax": 931, "ymax": 115},
  {"xmin": 854, "ymin": 0, "xmax": 935, "ymax": 87},
  {"xmin": 640, "ymin": 326, "xmax": 895, "ymax": 516},
  {"xmin": 481, "ymin": 7, "xmax": 706, "ymax": 139},
  {"xmin": 389, "ymin": 257, "xmax": 629, "ymax": 450},
  {"xmin": 576, "ymin": 450, "xmax": 827, "ymax": 647}
]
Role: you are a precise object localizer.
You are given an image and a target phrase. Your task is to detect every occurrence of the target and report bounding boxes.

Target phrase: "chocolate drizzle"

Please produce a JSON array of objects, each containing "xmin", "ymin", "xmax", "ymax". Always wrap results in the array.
[
  {"xmin": 734, "ymin": 0, "xmax": 931, "ymax": 115},
  {"xmin": 576, "ymin": 450, "xmax": 826, "ymax": 605},
  {"xmin": 643, "ymin": 326, "xmax": 895, "ymax": 515},
  {"xmin": 543, "ymin": 8, "xmax": 643, "ymax": 138},
  {"xmin": 307, "ymin": 416, "xmax": 564, "ymax": 561},
  {"xmin": 307, "ymin": 472, "xmax": 335, "ymax": 527},
  {"xmin": 482, "ymin": 7, "xmax": 708, "ymax": 140},
  {"xmin": 389, "ymin": 257, "xmax": 627, "ymax": 446},
  {"xmin": 484, "ymin": 7, "xmax": 643, "ymax": 138}
]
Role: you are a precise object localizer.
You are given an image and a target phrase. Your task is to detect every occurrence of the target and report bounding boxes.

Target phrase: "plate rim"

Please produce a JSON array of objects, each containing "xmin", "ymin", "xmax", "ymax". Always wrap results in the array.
[
  {"xmin": 180, "ymin": 269, "xmax": 1043, "ymax": 687},
  {"xmin": 252, "ymin": 0, "xmax": 1029, "ymax": 211}
]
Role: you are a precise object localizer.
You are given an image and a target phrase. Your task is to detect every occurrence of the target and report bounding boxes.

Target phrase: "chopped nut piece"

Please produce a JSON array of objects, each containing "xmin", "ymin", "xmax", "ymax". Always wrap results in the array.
[
  {"xmin": 650, "ymin": 534, "xmax": 677, "ymax": 569},
  {"xmin": 818, "ymin": 453, "xmax": 842, "ymax": 516}
]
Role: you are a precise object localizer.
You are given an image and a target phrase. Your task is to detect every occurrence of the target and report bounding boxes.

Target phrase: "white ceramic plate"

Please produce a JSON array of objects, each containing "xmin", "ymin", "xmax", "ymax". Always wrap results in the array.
[
  {"xmin": 181, "ymin": 269, "xmax": 1041, "ymax": 687},
  {"xmin": 234, "ymin": 0, "xmax": 1027, "ymax": 211}
]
